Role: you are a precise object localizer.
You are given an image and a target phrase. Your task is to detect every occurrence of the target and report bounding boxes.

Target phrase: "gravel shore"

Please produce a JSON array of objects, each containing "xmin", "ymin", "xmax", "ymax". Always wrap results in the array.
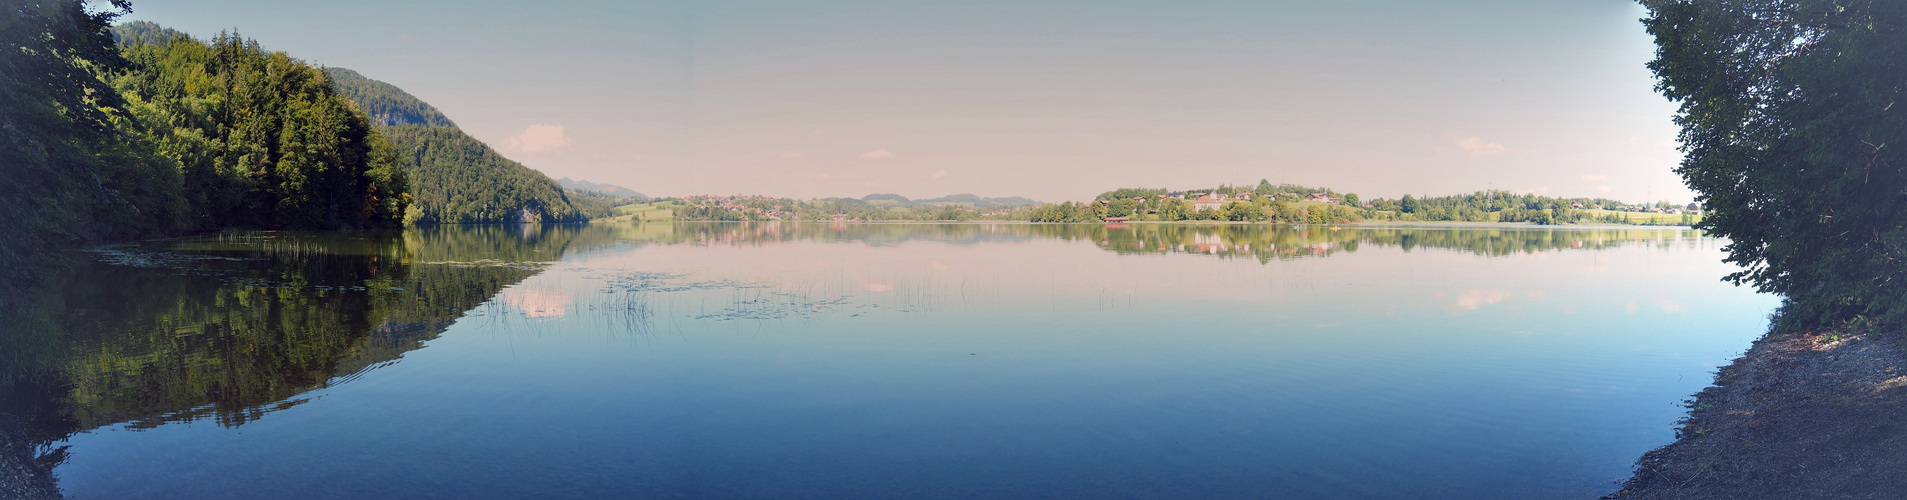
[{"xmin": 1611, "ymin": 328, "xmax": 1907, "ymax": 499}]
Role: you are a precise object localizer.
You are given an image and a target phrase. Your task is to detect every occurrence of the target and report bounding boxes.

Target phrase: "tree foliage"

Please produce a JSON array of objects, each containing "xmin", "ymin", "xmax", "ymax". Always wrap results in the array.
[
  {"xmin": 1641, "ymin": 0, "xmax": 1907, "ymax": 328},
  {"xmin": 110, "ymin": 28, "xmax": 410, "ymax": 229},
  {"xmin": 1, "ymin": 0, "xmax": 166, "ymax": 287}
]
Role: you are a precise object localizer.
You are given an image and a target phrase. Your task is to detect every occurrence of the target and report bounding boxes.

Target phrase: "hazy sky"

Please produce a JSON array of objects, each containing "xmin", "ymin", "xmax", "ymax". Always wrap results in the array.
[{"xmin": 123, "ymin": 0, "xmax": 1690, "ymax": 203}]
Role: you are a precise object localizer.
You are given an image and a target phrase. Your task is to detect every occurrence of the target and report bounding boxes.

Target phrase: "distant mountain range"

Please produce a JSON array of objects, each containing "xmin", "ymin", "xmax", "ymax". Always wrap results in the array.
[
  {"xmin": 558, "ymin": 178, "xmax": 645, "ymax": 199},
  {"xmin": 860, "ymin": 193, "xmax": 1041, "ymax": 208}
]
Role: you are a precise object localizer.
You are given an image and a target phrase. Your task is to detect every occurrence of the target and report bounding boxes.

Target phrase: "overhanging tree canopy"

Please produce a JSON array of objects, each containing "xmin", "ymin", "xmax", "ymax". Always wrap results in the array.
[{"xmin": 1641, "ymin": 0, "xmax": 1907, "ymax": 328}]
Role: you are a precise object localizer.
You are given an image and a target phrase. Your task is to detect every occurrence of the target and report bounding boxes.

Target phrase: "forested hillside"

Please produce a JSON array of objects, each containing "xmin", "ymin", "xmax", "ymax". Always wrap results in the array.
[
  {"xmin": 380, "ymin": 124, "xmax": 584, "ymax": 223},
  {"xmin": 325, "ymin": 67, "xmax": 587, "ymax": 223},
  {"xmin": 323, "ymin": 68, "xmax": 455, "ymax": 127}
]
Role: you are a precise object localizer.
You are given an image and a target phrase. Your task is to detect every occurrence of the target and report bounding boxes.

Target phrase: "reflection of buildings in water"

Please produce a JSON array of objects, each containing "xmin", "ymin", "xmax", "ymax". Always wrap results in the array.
[{"xmin": 1193, "ymin": 233, "xmax": 1228, "ymax": 254}]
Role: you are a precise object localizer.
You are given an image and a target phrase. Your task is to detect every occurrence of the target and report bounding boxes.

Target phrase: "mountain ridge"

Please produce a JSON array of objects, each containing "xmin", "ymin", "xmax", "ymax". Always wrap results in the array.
[
  {"xmin": 858, "ymin": 193, "xmax": 1040, "ymax": 208},
  {"xmin": 558, "ymin": 178, "xmax": 645, "ymax": 199}
]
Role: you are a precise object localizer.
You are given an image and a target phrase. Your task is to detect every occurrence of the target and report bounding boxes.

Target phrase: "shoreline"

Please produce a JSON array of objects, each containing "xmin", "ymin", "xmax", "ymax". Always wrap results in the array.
[
  {"xmin": 639, "ymin": 219, "xmax": 1696, "ymax": 228},
  {"xmin": 0, "ymin": 422, "xmax": 59, "ymax": 500},
  {"xmin": 1610, "ymin": 327, "xmax": 1907, "ymax": 498}
]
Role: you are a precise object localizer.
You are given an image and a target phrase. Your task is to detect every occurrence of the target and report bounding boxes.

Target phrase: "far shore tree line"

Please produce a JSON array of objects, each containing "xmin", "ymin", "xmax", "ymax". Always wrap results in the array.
[{"xmin": 661, "ymin": 181, "xmax": 1702, "ymax": 227}]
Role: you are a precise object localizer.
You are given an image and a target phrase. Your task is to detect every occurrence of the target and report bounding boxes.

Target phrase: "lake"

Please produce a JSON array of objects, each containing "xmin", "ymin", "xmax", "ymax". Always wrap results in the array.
[{"xmin": 0, "ymin": 223, "xmax": 1776, "ymax": 499}]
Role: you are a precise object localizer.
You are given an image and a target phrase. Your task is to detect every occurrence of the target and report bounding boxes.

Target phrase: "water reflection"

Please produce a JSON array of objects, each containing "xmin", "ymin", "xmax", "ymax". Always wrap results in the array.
[
  {"xmin": 0, "ymin": 224, "xmax": 637, "ymax": 497},
  {"xmin": 0, "ymin": 222, "xmax": 1728, "ymax": 498}
]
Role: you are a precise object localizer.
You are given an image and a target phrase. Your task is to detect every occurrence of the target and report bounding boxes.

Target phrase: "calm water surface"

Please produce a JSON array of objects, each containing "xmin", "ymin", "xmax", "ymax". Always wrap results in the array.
[{"xmin": 0, "ymin": 223, "xmax": 1776, "ymax": 499}]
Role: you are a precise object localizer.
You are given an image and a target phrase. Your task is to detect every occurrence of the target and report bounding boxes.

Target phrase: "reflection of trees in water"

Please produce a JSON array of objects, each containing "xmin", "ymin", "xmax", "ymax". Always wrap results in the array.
[
  {"xmin": 0, "ymin": 224, "xmax": 630, "ymax": 497},
  {"xmin": 1089, "ymin": 224, "xmax": 1707, "ymax": 262},
  {"xmin": 0, "ymin": 221, "xmax": 1711, "ymax": 496},
  {"xmin": 598, "ymin": 223, "xmax": 1707, "ymax": 329}
]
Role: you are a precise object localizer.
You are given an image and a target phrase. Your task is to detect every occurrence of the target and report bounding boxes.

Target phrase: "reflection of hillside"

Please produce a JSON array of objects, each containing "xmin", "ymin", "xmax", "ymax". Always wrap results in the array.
[
  {"xmin": 20, "ymin": 232, "xmax": 547, "ymax": 430},
  {"xmin": 0, "ymin": 226, "xmax": 622, "ymax": 495},
  {"xmin": 403, "ymin": 223, "xmax": 638, "ymax": 264}
]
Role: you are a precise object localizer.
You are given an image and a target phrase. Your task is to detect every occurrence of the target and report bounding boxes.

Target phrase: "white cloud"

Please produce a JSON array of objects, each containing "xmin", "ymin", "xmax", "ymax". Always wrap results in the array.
[
  {"xmin": 507, "ymin": 124, "xmax": 571, "ymax": 153},
  {"xmin": 931, "ymin": 169, "xmax": 948, "ymax": 181},
  {"xmin": 1458, "ymin": 137, "xmax": 1510, "ymax": 156},
  {"xmin": 779, "ymin": 152, "xmax": 804, "ymax": 159},
  {"xmin": 1581, "ymin": 175, "xmax": 1610, "ymax": 182},
  {"xmin": 1598, "ymin": 185, "xmax": 1612, "ymax": 193},
  {"xmin": 500, "ymin": 287, "xmax": 573, "ymax": 319},
  {"xmin": 814, "ymin": 174, "xmax": 830, "ymax": 182},
  {"xmin": 860, "ymin": 149, "xmax": 895, "ymax": 160},
  {"xmin": 1449, "ymin": 289, "xmax": 1510, "ymax": 312}
]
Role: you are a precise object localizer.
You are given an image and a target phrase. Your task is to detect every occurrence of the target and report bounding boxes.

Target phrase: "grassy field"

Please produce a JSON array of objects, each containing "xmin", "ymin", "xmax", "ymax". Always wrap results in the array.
[{"xmin": 589, "ymin": 202, "xmax": 676, "ymax": 222}]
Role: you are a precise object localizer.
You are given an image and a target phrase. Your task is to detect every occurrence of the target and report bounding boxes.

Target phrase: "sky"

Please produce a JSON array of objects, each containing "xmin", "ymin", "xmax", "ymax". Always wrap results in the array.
[{"xmin": 120, "ymin": 0, "xmax": 1692, "ymax": 204}]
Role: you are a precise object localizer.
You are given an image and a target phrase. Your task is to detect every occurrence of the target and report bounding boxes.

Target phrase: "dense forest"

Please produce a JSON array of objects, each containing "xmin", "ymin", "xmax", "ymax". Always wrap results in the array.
[
  {"xmin": 110, "ymin": 24, "xmax": 411, "ymax": 229},
  {"xmin": 322, "ymin": 67, "xmax": 590, "ymax": 224},
  {"xmin": 1, "ymin": 4, "xmax": 634, "ymax": 292},
  {"xmin": 2, "ymin": 6, "xmax": 414, "ymax": 289}
]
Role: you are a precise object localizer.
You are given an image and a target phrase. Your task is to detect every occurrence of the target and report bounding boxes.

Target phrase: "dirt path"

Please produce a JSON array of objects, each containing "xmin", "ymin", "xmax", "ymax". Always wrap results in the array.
[{"xmin": 1611, "ymin": 329, "xmax": 1907, "ymax": 499}]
